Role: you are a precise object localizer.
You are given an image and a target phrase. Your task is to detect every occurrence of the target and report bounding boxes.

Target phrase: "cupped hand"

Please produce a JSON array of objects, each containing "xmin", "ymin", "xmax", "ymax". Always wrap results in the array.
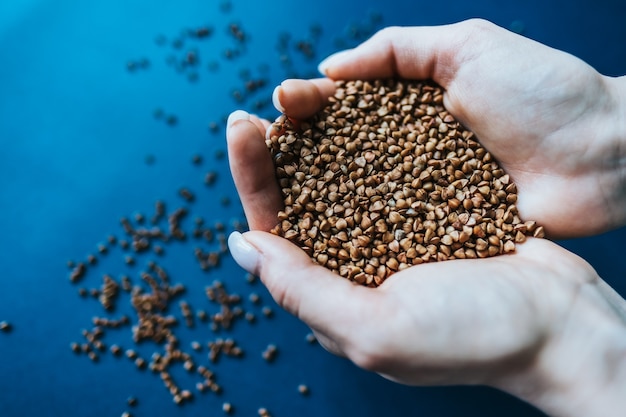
[
  {"xmin": 289, "ymin": 19, "xmax": 626, "ymax": 238},
  {"xmin": 228, "ymin": 20, "xmax": 626, "ymax": 238},
  {"xmin": 225, "ymin": 19, "xmax": 626, "ymax": 416},
  {"xmin": 225, "ymin": 82, "xmax": 626, "ymax": 417},
  {"xmin": 229, "ymin": 230, "xmax": 590, "ymax": 385},
  {"xmin": 226, "ymin": 228, "xmax": 625, "ymax": 417}
]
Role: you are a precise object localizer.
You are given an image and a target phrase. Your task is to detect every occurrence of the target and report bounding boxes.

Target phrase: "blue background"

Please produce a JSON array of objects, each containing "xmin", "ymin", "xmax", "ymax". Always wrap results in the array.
[{"xmin": 1, "ymin": 0, "xmax": 625, "ymax": 416}]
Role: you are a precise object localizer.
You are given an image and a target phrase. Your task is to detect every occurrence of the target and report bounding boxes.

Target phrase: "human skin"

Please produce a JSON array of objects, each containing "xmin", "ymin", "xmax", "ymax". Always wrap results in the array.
[
  {"xmin": 278, "ymin": 20, "xmax": 626, "ymax": 239},
  {"xmin": 226, "ymin": 19, "xmax": 626, "ymax": 417}
]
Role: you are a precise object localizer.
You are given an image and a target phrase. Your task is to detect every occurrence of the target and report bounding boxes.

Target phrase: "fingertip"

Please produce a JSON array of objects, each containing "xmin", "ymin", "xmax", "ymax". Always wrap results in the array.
[
  {"xmin": 226, "ymin": 110, "xmax": 250, "ymax": 135},
  {"xmin": 272, "ymin": 86, "xmax": 286, "ymax": 113},
  {"xmin": 244, "ymin": 230, "xmax": 314, "ymax": 267},
  {"xmin": 318, "ymin": 50, "xmax": 351, "ymax": 78},
  {"xmin": 309, "ymin": 77, "xmax": 337, "ymax": 98},
  {"xmin": 249, "ymin": 113, "xmax": 271, "ymax": 134},
  {"xmin": 242, "ymin": 231, "xmax": 376, "ymax": 329},
  {"xmin": 317, "ymin": 59, "xmax": 330, "ymax": 77},
  {"xmin": 226, "ymin": 115, "xmax": 257, "ymax": 151},
  {"xmin": 226, "ymin": 115, "xmax": 283, "ymax": 231},
  {"xmin": 274, "ymin": 79, "xmax": 334, "ymax": 120},
  {"xmin": 228, "ymin": 231, "xmax": 261, "ymax": 275}
]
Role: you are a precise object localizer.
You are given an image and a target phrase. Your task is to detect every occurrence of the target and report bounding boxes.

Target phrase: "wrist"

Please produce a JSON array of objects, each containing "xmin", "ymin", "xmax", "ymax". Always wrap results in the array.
[
  {"xmin": 495, "ymin": 275, "xmax": 626, "ymax": 417},
  {"xmin": 534, "ymin": 313, "xmax": 626, "ymax": 417},
  {"xmin": 609, "ymin": 76, "xmax": 626, "ymax": 154},
  {"xmin": 599, "ymin": 75, "xmax": 626, "ymax": 230}
]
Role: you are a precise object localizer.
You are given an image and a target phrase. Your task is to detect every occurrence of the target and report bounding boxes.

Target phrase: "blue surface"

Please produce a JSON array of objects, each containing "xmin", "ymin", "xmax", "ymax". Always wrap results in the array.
[{"xmin": 0, "ymin": 0, "xmax": 625, "ymax": 416}]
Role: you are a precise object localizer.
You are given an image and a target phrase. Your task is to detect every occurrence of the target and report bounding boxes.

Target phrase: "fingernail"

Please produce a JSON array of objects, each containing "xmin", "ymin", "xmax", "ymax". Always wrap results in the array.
[
  {"xmin": 272, "ymin": 86, "xmax": 285, "ymax": 113},
  {"xmin": 226, "ymin": 110, "xmax": 250, "ymax": 134},
  {"xmin": 318, "ymin": 50, "xmax": 350, "ymax": 75},
  {"xmin": 228, "ymin": 231, "xmax": 260, "ymax": 274}
]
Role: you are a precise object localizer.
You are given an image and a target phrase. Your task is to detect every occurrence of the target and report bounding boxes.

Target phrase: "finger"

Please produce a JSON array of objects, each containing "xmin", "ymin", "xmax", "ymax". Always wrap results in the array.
[
  {"xmin": 318, "ymin": 19, "xmax": 501, "ymax": 86},
  {"xmin": 272, "ymin": 78, "xmax": 336, "ymax": 120},
  {"xmin": 226, "ymin": 110, "xmax": 283, "ymax": 231},
  {"xmin": 228, "ymin": 230, "xmax": 380, "ymax": 350},
  {"xmin": 249, "ymin": 113, "xmax": 270, "ymax": 132}
]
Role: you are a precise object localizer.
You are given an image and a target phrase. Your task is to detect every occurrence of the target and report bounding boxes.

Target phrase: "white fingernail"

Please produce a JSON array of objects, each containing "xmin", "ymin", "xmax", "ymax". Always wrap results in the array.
[
  {"xmin": 227, "ymin": 110, "xmax": 249, "ymax": 126},
  {"xmin": 228, "ymin": 231, "xmax": 260, "ymax": 274},
  {"xmin": 317, "ymin": 50, "xmax": 350, "ymax": 75},
  {"xmin": 272, "ymin": 86, "xmax": 285, "ymax": 113},
  {"xmin": 226, "ymin": 110, "xmax": 250, "ymax": 136}
]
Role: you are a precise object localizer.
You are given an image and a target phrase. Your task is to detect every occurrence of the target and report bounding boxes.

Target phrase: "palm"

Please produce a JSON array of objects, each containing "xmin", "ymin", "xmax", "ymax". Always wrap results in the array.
[
  {"xmin": 225, "ymin": 20, "xmax": 626, "ymax": 415},
  {"xmin": 315, "ymin": 20, "xmax": 624, "ymax": 238},
  {"xmin": 226, "ymin": 105, "xmax": 595, "ymax": 386},
  {"xmin": 371, "ymin": 237, "xmax": 587, "ymax": 386},
  {"xmin": 236, "ymin": 227, "xmax": 595, "ymax": 388},
  {"xmin": 440, "ymin": 33, "xmax": 616, "ymax": 237}
]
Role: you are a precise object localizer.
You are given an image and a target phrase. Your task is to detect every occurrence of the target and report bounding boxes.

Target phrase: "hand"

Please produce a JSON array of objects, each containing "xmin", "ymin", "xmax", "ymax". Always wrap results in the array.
[
  {"xmin": 312, "ymin": 19, "xmax": 626, "ymax": 238},
  {"xmin": 228, "ymin": 19, "xmax": 626, "ymax": 238},
  {"xmin": 225, "ymin": 77, "xmax": 626, "ymax": 417},
  {"xmin": 225, "ymin": 18, "xmax": 626, "ymax": 417},
  {"xmin": 227, "ymin": 230, "xmax": 626, "ymax": 417}
]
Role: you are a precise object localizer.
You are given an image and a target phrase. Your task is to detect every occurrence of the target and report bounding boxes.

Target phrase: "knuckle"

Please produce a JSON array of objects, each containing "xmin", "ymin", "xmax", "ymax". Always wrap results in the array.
[
  {"xmin": 344, "ymin": 334, "xmax": 393, "ymax": 373},
  {"xmin": 462, "ymin": 17, "xmax": 496, "ymax": 33},
  {"xmin": 371, "ymin": 26, "xmax": 404, "ymax": 42},
  {"xmin": 454, "ymin": 18, "xmax": 499, "ymax": 45},
  {"xmin": 448, "ymin": 18, "xmax": 501, "ymax": 60}
]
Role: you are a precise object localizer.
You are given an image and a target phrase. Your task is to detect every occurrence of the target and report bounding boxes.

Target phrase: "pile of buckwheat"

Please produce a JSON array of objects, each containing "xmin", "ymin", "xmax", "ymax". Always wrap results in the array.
[{"xmin": 267, "ymin": 79, "xmax": 544, "ymax": 287}]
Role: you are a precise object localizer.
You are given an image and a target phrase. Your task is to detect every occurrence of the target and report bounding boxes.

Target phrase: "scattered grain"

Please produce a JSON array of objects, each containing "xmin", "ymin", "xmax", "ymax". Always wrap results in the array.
[
  {"xmin": 261, "ymin": 306, "xmax": 273, "ymax": 318},
  {"xmin": 262, "ymin": 344, "xmax": 277, "ymax": 362}
]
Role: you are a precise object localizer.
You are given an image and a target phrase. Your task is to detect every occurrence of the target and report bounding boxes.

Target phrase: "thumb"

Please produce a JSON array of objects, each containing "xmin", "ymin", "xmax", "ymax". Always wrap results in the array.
[
  {"xmin": 317, "ymin": 24, "xmax": 460, "ymax": 84},
  {"xmin": 227, "ymin": 230, "xmax": 379, "ymax": 341},
  {"xmin": 317, "ymin": 20, "xmax": 503, "ymax": 86}
]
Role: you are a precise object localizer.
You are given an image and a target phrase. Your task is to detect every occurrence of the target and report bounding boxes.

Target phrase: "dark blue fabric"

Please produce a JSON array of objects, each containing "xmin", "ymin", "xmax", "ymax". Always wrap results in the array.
[{"xmin": 0, "ymin": 1, "xmax": 624, "ymax": 416}]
